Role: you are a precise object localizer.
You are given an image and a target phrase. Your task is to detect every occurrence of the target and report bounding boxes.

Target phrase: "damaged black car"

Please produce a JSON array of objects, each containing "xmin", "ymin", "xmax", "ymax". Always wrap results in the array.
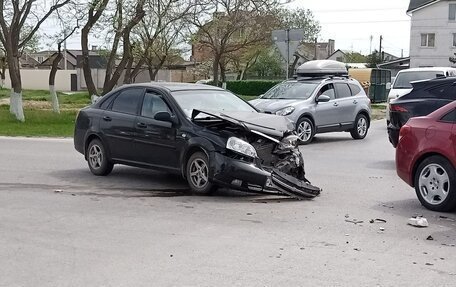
[{"xmin": 74, "ymin": 83, "xmax": 321, "ymax": 199}]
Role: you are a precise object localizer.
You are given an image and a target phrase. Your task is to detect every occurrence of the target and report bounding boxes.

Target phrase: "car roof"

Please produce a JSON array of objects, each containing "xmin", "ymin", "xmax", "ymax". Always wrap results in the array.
[
  {"xmin": 120, "ymin": 82, "xmax": 225, "ymax": 92},
  {"xmin": 398, "ymin": 67, "xmax": 456, "ymax": 73}
]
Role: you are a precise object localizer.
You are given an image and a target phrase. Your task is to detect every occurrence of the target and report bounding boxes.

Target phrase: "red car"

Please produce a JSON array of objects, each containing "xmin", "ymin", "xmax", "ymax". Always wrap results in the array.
[{"xmin": 396, "ymin": 100, "xmax": 456, "ymax": 212}]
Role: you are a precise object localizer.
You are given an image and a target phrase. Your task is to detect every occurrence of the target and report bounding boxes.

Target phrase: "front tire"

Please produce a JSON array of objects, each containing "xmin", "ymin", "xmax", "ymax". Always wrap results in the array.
[
  {"xmin": 186, "ymin": 152, "xmax": 217, "ymax": 195},
  {"xmin": 87, "ymin": 139, "xmax": 113, "ymax": 176},
  {"xmin": 414, "ymin": 155, "xmax": 456, "ymax": 212},
  {"xmin": 350, "ymin": 114, "xmax": 369, "ymax": 139},
  {"xmin": 296, "ymin": 117, "xmax": 314, "ymax": 145}
]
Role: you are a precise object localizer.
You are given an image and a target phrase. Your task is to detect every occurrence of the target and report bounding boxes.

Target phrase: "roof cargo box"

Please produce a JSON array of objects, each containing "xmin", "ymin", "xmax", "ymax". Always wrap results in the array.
[{"xmin": 296, "ymin": 60, "xmax": 348, "ymax": 77}]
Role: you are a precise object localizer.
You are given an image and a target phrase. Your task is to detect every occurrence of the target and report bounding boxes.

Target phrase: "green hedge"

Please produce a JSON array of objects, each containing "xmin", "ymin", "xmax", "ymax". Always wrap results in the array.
[{"xmin": 226, "ymin": 80, "xmax": 282, "ymax": 96}]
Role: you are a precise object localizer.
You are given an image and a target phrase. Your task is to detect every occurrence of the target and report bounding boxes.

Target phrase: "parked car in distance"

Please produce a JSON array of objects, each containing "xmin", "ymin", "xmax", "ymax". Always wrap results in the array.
[
  {"xmin": 74, "ymin": 82, "xmax": 321, "ymax": 198},
  {"xmin": 388, "ymin": 76, "xmax": 456, "ymax": 147},
  {"xmin": 396, "ymin": 100, "xmax": 456, "ymax": 212},
  {"xmin": 249, "ymin": 60, "xmax": 371, "ymax": 144},
  {"xmin": 386, "ymin": 67, "xmax": 456, "ymax": 124}
]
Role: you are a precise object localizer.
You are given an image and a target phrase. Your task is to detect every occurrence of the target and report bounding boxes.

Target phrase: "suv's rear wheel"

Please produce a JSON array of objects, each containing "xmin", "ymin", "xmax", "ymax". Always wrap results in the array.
[
  {"xmin": 186, "ymin": 152, "xmax": 217, "ymax": 195},
  {"xmin": 414, "ymin": 155, "xmax": 456, "ymax": 212},
  {"xmin": 87, "ymin": 139, "xmax": 113, "ymax": 176},
  {"xmin": 350, "ymin": 114, "xmax": 369, "ymax": 139},
  {"xmin": 296, "ymin": 117, "xmax": 314, "ymax": 145}
]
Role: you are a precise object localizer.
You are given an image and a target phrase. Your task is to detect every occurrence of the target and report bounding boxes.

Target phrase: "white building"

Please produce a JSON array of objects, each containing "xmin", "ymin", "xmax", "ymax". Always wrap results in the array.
[{"xmin": 408, "ymin": 0, "xmax": 456, "ymax": 67}]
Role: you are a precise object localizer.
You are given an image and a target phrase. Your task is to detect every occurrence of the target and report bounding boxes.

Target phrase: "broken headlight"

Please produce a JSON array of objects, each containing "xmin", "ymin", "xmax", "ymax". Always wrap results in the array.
[
  {"xmin": 275, "ymin": 106, "xmax": 295, "ymax": 116},
  {"xmin": 226, "ymin": 137, "xmax": 258, "ymax": 158},
  {"xmin": 278, "ymin": 135, "xmax": 299, "ymax": 150}
]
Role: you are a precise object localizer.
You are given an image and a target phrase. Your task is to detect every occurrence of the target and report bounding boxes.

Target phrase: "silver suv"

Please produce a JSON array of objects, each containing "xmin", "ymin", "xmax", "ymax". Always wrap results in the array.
[{"xmin": 249, "ymin": 61, "xmax": 371, "ymax": 144}]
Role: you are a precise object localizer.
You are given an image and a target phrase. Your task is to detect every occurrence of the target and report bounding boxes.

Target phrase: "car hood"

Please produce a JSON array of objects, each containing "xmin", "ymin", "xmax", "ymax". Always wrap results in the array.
[
  {"xmin": 191, "ymin": 109, "xmax": 293, "ymax": 138},
  {"xmin": 249, "ymin": 99, "xmax": 302, "ymax": 113}
]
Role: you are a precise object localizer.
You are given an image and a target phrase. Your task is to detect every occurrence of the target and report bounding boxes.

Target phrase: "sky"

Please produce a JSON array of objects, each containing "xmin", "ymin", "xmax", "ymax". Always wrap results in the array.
[{"xmin": 285, "ymin": 0, "xmax": 411, "ymax": 57}]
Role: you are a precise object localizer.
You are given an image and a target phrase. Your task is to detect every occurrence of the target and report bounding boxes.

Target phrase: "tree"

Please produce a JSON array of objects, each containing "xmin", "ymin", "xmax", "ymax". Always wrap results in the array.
[
  {"xmin": 345, "ymin": 52, "xmax": 367, "ymax": 63},
  {"xmin": 248, "ymin": 48, "xmax": 284, "ymax": 79},
  {"xmin": 0, "ymin": 56, "xmax": 5, "ymax": 88},
  {"xmin": 277, "ymin": 7, "xmax": 321, "ymax": 75},
  {"xmin": 48, "ymin": 3, "xmax": 84, "ymax": 113},
  {"xmin": 0, "ymin": 0, "xmax": 71, "ymax": 121},
  {"xmin": 125, "ymin": 0, "xmax": 196, "ymax": 84},
  {"xmin": 190, "ymin": 0, "xmax": 284, "ymax": 86},
  {"xmin": 366, "ymin": 50, "xmax": 382, "ymax": 68},
  {"xmin": 81, "ymin": 0, "xmax": 110, "ymax": 97}
]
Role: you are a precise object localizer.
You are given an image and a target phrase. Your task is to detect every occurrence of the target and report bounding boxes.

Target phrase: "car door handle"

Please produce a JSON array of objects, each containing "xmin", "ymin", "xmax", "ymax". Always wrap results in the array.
[
  {"xmin": 353, "ymin": 100, "xmax": 358, "ymax": 104},
  {"xmin": 103, "ymin": 116, "xmax": 112, "ymax": 121},
  {"xmin": 333, "ymin": 102, "xmax": 339, "ymax": 107},
  {"xmin": 136, "ymin": 122, "xmax": 147, "ymax": 129}
]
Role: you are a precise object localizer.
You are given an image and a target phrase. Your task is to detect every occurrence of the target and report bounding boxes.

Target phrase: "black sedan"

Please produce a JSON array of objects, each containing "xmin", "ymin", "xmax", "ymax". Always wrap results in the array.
[
  {"xmin": 74, "ymin": 83, "xmax": 320, "ymax": 198},
  {"xmin": 388, "ymin": 76, "xmax": 456, "ymax": 147}
]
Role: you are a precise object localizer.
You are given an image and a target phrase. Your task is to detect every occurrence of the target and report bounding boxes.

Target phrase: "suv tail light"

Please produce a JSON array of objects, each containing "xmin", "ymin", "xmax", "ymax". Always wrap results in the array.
[{"xmin": 390, "ymin": 104, "xmax": 408, "ymax": 113}]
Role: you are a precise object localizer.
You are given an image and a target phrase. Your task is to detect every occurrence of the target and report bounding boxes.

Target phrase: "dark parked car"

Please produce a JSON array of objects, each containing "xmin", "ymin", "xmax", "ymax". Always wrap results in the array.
[
  {"xmin": 396, "ymin": 100, "xmax": 456, "ymax": 212},
  {"xmin": 388, "ymin": 76, "xmax": 456, "ymax": 147},
  {"xmin": 74, "ymin": 83, "xmax": 321, "ymax": 199}
]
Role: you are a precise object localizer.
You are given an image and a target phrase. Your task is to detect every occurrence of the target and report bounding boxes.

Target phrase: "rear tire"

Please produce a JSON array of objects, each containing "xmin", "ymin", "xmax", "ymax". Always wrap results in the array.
[
  {"xmin": 414, "ymin": 155, "xmax": 456, "ymax": 212},
  {"xmin": 296, "ymin": 117, "xmax": 314, "ymax": 145},
  {"xmin": 186, "ymin": 152, "xmax": 217, "ymax": 195},
  {"xmin": 87, "ymin": 139, "xmax": 113, "ymax": 176},
  {"xmin": 350, "ymin": 114, "xmax": 369, "ymax": 139}
]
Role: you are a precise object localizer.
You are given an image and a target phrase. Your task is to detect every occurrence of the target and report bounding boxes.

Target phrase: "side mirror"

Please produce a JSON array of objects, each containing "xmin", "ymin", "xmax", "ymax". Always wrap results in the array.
[
  {"xmin": 316, "ymin": 95, "xmax": 331, "ymax": 103},
  {"xmin": 154, "ymin": 111, "xmax": 173, "ymax": 123},
  {"xmin": 386, "ymin": 82, "xmax": 391, "ymax": 90},
  {"xmin": 258, "ymin": 94, "xmax": 264, "ymax": 99}
]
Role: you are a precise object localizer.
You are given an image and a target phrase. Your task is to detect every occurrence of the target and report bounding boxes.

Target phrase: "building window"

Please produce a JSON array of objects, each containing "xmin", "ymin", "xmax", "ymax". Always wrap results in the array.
[
  {"xmin": 453, "ymin": 33, "xmax": 456, "ymax": 47},
  {"xmin": 450, "ymin": 4, "xmax": 456, "ymax": 20},
  {"xmin": 37, "ymin": 56, "xmax": 43, "ymax": 63},
  {"xmin": 421, "ymin": 33, "xmax": 435, "ymax": 47}
]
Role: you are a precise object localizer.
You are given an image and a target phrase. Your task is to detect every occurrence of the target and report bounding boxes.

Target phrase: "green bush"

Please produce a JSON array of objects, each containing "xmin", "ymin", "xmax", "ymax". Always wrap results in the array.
[{"xmin": 225, "ymin": 80, "xmax": 282, "ymax": 96}]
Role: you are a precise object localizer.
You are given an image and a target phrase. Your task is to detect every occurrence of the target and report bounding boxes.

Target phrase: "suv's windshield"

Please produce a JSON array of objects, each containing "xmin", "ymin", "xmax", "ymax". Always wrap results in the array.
[
  {"xmin": 262, "ymin": 82, "xmax": 318, "ymax": 99},
  {"xmin": 393, "ymin": 71, "xmax": 445, "ymax": 89},
  {"xmin": 172, "ymin": 90, "xmax": 257, "ymax": 117}
]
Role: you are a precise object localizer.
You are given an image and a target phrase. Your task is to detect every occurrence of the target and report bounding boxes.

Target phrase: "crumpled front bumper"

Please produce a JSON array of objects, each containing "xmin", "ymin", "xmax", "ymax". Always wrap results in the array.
[{"xmin": 209, "ymin": 152, "xmax": 320, "ymax": 199}]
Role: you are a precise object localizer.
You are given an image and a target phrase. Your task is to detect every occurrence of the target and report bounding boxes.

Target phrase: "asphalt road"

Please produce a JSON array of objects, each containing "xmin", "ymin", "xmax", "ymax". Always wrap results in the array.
[{"xmin": 1, "ymin": 120, "xmax": 455, "ymax": 287}]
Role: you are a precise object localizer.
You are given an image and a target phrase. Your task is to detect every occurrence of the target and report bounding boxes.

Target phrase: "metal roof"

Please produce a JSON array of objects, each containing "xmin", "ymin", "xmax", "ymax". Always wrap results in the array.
[{"xmin": 407, "ymin": 0, "xmax": 439, "ymax": 12}]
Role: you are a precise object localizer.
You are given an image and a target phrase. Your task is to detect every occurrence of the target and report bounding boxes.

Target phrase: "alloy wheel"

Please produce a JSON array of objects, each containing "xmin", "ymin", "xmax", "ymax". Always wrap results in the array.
[
  {"xmin": 418, "ymin": 163, "xmax": 450, "ymax": 205},
  {"xmin": 297, "ymin": 121, "xmax": 312, "ymax": 142},
  {"xmin": 189, "ymin": 158, "xmax": 209, "ymax": 189},
  {"xmin": 357, "ymin": 117, "xmax": 367, "ymax": 137},
  {"xmin": 89, "ymin": 144, "xmax": 103, "ymax": 170}
]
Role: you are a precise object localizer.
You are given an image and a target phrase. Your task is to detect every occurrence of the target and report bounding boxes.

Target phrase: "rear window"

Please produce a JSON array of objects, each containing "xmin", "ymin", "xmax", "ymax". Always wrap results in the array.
[
  {"xmin": 348, "ymin": 83, "xmax": 362, "ymax": 95},
  {"xmin": 427, "ymin": 83, "xmax": 456, "ymax": 100},
  {"xmin": 393, "ymin": 71, "xmax": 446, "ymax": 89}
]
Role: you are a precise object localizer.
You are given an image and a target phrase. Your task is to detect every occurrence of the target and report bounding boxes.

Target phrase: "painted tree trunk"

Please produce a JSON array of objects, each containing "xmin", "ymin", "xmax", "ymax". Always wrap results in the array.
[
  {"xmin": 49, "ymin": 85, "xmax": 60, "ymax": 114},
  {"xmin": 7, "ymin": 54, "xmax": 24, "ymax": 122},
  {"xmin": 49, "ymin": 51, "xmax": 63, "ymax": 114}
]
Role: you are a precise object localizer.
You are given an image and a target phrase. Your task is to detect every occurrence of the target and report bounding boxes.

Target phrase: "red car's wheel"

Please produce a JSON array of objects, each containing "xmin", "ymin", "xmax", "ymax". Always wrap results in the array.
[{"xmin": 414, "ymin": 155, "xmax": 456, "ymax": 212}]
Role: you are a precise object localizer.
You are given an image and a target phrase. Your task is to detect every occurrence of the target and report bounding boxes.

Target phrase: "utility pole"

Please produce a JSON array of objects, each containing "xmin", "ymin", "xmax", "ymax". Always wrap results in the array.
[
  {"xmin": 286, "ymin": 28, "xmax": 290, "ymax": 79},
  {"xmin": 314, "ymin": 37, "xmax": 318, "ymax": 60},
  {"xmin": 401, "ymin": 49, "xmax": 404, "ymax": 58},
  {"xmin": 369, "ymin": 35, "xmax": 373, "ymax": 54},
  {"xmin": 379, "ymin": 35, "xmax": 383, "ymax": 63}
]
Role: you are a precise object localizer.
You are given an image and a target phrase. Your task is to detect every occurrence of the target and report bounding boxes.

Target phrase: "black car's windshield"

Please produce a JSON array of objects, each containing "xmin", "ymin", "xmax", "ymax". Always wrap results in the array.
[
  {"xmin": 262, "ymin": 81, "xmax": 318, "ymax": 99},
  {"xmin": 172, "ymin": 90, "xmax": 257, "ymax": 117},
  {"xmin": 393, "ymin": 71, "xmax": 444, "ymax": 89}
]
